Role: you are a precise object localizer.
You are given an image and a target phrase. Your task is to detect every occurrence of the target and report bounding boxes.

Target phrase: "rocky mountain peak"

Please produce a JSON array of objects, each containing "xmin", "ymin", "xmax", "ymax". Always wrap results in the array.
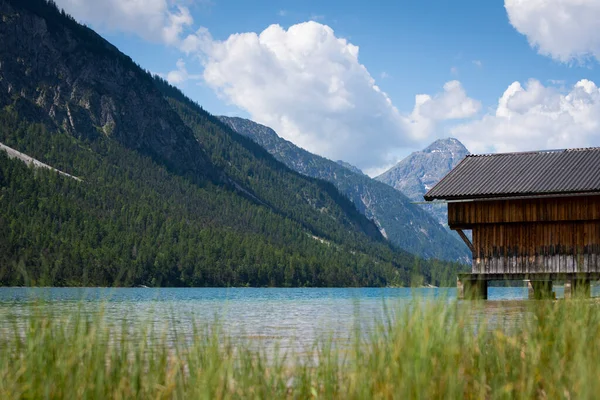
[
  {"xmin": 375, "ymin": 138, "xmax": 470, "ymax": 228},
  {"xmin": 423, "ymin": 138, "xmax": 468, "ymax": 155},
  {"xmin": 376, "ymin": 138, "xmax": 469, "ymax": 197}
]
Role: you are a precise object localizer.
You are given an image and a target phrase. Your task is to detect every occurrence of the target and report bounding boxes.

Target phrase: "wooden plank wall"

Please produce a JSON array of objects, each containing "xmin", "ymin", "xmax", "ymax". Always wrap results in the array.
[
  {"xmin": 449, "ymin": 195, "xmax": 600, "ymax": 227},
  {"xmin": 472, "ymin": 222, "xmax": 600, "ymax": 274}
]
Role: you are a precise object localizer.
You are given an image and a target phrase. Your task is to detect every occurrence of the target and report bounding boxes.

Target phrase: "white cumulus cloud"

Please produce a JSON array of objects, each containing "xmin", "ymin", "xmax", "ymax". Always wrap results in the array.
[
  {"xmin": 189, "ymin": 22, "xmax": 479, "ymax": 171},
  {"xmin": 505, "ymin": 0, "xmax": 600, "ymax": 63},
  {"xmin": 404, "ymin": 81, "xmax": 481, "ymax": 142},
  {"xmin": 452, "ymin": 79, "xmax": 600, "ymax": 153},
  {"xmin": 51, "ymin": 2, "xmax": 486, "ymax": 170},
  {"xmin": 53, "ymin": 0, "xmax": 193, "ymax": 45},
  {"xmin": 413, "ymin": 81, "xmax": 481, "ymax": 120}
]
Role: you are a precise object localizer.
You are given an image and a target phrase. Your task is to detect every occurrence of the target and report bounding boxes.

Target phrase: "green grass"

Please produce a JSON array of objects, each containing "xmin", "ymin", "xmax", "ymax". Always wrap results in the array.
[{"xmin": 2, "ymin": 299, "xmax": 600, "ymax": 399}]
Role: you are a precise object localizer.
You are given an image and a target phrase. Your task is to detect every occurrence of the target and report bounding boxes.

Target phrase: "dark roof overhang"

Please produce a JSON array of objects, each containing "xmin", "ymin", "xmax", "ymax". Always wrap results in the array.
[{"xmin": 424, "ymin": 147, "xmax": 600, "ymax": 201}]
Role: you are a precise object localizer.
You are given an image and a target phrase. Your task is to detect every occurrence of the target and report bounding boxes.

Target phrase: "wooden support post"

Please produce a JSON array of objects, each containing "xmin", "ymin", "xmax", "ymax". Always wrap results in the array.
[
  {"xmin": 456, "ymin": 229, "xmax": 474, "ymax": 253},
  {"xmin": 528, "ymin": 281, "xmax": 554, "ymax": 300},
  {"xmin": 526, "ymin": 280, "xmax": 534, "ymax": 299},
  {"xmin": 457, "ymin": 276, "xmax": 464, "ymax": 300},
  {"xmin": 458, "ymin": 276, "xmax": 487, "ymax": 300},
  {"xmin": 564, "ymin": 280, "xmax": 572, "ymax": 300}
]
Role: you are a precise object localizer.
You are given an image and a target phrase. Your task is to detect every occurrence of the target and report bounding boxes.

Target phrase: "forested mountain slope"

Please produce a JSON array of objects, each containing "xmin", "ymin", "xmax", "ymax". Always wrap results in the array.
[
  {"xmin": 0, "ymin": 0, "xmax": 464, "ymax": 286},
  {"xmin": 219, "ymin": 116, "xmax": 470, "ymax": 263}
]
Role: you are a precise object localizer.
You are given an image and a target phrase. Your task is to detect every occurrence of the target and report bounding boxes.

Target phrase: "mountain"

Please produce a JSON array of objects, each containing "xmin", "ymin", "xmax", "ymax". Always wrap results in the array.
[
  {"xmin": 0, "ymin": 0, "xmax": 463, "ymax": 287},
  {"xmin": 376, "ymin": 138, "xmax": 470, "ymax": 227},
  {"xmin": 0, "ymin": 1, "xmax": 216, "ymax": 184},
  {"xmin": 219, "ymin": 116, "xmax": 470, "ymax": 263}
]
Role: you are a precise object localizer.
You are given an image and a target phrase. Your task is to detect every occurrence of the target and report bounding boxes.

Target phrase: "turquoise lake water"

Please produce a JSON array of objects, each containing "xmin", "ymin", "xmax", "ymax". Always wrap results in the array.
[{"xmin": 0, "ymin": 287, "xmax": 596, "ymax": 351}]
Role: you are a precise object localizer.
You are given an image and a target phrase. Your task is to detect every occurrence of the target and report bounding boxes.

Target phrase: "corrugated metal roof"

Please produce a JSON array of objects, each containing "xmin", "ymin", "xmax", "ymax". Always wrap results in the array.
[{"xmin": 424, "ymin": 147, "xmax": 600, "ymax": 201}]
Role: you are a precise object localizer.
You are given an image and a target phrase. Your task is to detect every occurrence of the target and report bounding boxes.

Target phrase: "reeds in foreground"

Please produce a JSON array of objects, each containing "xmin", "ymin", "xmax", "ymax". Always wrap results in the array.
[{"xmin": 1, "ymin": 299, "xmax": 600, "ymax": 399}]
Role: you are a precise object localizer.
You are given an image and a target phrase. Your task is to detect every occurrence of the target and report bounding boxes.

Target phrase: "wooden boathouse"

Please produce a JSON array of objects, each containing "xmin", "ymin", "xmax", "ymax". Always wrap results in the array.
[{"xmin": 424, "ymin": 147, "xmax": 600, "ymax": 299}]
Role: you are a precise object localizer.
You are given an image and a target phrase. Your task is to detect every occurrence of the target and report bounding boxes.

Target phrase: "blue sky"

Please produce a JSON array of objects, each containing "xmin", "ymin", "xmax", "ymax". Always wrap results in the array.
[{"xmin": 55, "ymin": 0, "xmax": 600, "ymax": 175}]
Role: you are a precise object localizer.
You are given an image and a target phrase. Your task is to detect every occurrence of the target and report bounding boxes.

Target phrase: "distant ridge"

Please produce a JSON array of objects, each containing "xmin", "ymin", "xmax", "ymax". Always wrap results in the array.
[
  {"xmin": 336, "ymin": 160, "xmax": 364, "ymax": 175},
  {"xmin": 220, "ymin": 116, "xmax": 470, "ymax": 263}
]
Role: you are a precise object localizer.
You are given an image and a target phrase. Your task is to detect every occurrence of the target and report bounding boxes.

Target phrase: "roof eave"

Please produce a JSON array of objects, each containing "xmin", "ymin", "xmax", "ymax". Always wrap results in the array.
[{"xmin": 424, "ymin": 190, "xmax": 600, "ymax": 203}]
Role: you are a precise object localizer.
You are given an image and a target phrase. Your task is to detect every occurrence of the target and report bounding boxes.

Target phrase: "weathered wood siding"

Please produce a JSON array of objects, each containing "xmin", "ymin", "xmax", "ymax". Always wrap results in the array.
[
  {"xmin": 449, "ymin": 195, "xmax": 600, "ymax": 227},
  {"xmin": 471, "ymin": 222, "xmax": 600, "ymax": 274},
  {"xmin": 447, "ymin": 196, "xmax": 600, "ymax": 274}
]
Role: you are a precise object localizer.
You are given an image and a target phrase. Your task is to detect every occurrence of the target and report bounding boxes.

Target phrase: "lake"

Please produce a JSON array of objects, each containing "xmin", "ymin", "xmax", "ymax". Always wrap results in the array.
[{"xmin": 0, "ymin": 287, "xmax": 597, "ymax": 352}]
